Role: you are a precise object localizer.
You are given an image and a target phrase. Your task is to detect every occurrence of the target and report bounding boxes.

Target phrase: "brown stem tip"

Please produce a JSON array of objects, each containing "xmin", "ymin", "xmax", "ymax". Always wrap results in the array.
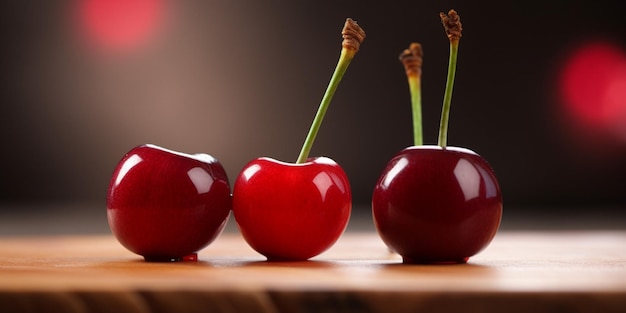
[
  {"xmin": 440, "ymin": 9, "xmax": 462, "ymax": 41},
  {"xmin": 399, "ymin": 43, "xmax": 423, "ymax": 77},
  {"xmin": 342, "ymin": 18, "xmax": 366, "ymax": 52}
]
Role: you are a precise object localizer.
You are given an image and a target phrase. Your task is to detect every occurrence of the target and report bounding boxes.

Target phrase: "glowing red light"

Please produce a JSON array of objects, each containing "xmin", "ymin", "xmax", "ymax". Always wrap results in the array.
[
  {"xmin": 77, "ymin": 0, "xmax": 164, "ymax": 53},
  {"xmin": 560, "ymin": 42, "xmax": 626, "ymax": 138}
]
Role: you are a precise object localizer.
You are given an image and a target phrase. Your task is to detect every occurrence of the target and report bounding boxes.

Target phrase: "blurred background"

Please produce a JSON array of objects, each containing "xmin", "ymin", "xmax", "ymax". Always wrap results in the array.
[{"xmin": 1, "ymin": 0, "xmax": 625, "ymax": 233}]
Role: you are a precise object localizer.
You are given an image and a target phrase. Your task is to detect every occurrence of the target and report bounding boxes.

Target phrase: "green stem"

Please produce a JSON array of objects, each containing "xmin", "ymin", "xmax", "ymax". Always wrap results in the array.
[
  {"xmin": 438, "ymin": 40, "xmax": 459, "ymax": 148},
  {"xmin": 408, "ymin": 76, "xmax": 423, "ymax": 146},
  {"xmin": 296, "ymin": 49, "xmax": 355, "ymax": 163},
  {"xmin": 399, "ymin": 43, "xmax": 424, "ymax": 146}
]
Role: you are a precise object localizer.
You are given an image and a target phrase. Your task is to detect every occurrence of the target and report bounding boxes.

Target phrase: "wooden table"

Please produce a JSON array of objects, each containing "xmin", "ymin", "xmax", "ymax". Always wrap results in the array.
[{"xmin": 1, "ymin": 231, "xmax": 625, "ymax": 312}]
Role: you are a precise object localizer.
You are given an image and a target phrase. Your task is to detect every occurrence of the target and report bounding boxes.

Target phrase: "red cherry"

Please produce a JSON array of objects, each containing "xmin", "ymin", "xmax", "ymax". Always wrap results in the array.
[
  {"xmin": 230, "ymin": 19, "xmax": 362, "ymax": 261},
  {"xmin": 372, "ymin": 146, "xmax": 502, "ymax": 264},
  {"xmin": 232, "ymin": 157, "xmax": 351, "ymax": 261},
  {"xmin": 107, "ymin": 144, "xmax": 232, "ymax": 261}
]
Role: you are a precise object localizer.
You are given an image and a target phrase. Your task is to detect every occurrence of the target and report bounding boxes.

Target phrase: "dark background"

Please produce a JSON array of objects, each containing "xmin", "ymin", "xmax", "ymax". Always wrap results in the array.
[{"xmin": 1, "ymin": 0, "xmax": 625, "ymax": 216}]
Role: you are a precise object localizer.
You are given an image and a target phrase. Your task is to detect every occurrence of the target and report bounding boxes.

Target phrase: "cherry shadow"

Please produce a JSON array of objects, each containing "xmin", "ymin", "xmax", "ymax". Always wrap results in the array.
[
  {"xmin": 210, "ymin": 258, "xmax": 341, "ymax": 269},
  {"xmin": 379, "ymin": 258, "xmax": 498, "ymax": 276}
]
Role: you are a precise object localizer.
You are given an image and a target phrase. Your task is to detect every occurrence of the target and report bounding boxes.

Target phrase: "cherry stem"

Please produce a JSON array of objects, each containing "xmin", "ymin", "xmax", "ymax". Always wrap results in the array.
[
  {"xmin": 437, "ymin": 41, "xmax": 458, "ymax": 148},
  {"xmin": 296, "ymin": 19, "xmax": 365, "ymax": 164},
  {"xmin": 438, "ymin": 9, "xmax": 462, "ymax": 148},
  {"xmin": 400, "ymin": 43, "xmax": 424, "ymax": 146}
]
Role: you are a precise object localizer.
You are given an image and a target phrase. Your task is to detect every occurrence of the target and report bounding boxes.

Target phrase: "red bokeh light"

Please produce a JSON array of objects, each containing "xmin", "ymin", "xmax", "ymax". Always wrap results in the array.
[
  {"xmin": 77, "ymin": 0, "xmax": 165, "ymax": 53},
  {"xmin": 559, "ymin": 42, "xmax": 626, "ymax": 140}
]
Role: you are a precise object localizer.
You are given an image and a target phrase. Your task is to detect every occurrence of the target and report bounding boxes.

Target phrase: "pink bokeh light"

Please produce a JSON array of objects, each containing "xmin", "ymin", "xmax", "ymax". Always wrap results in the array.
[
  {"xmin": 559, "ymin": 41, "xmax": 626, "ymax": 141},
  {"xmin": 76, "ymin": 0, "xmax": 165, "ymax": 53}
]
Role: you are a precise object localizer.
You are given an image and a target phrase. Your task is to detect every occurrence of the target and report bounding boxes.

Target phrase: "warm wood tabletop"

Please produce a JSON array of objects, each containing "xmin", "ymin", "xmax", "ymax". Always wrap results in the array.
[{"xmin": 1, "ymin": 231, "xmax": 625, "ymax": 312}]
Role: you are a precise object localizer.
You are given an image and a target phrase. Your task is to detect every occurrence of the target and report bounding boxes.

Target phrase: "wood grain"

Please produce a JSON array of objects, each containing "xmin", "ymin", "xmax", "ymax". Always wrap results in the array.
[{"xmin": 1, "ymin": 231, "xmax": 625, "ymax": 312}]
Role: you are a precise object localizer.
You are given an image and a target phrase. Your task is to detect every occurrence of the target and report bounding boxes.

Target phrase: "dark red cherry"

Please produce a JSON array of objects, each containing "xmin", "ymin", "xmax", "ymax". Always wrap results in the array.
[
  {"xmin": 372, "ymin": 145, "xmax": 502, "ymax": 264},
  {"xmin": 107, "ymin": 144, "xmax": 231, "ymax": 261}
]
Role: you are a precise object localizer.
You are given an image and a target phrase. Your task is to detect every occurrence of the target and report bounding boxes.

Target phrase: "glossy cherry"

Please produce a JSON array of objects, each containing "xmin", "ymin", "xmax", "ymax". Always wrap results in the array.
[
  {"xmin": 372, "ymin": 146, "xmax": 502, "ymax": 263},
  {"xmin": 232, "ymin": 157, "xmax": 351, "ymax": 261},
  {"xmin": 107, "ymin": 144, "xmax": 231, "ymax": 261},
  {"xmin": 372, "ymin": 10, "xmax": 501, "ymax": 263},
  {"xmin": 231, "ymin": 19, "xmax": 364, "ymax": 261}
]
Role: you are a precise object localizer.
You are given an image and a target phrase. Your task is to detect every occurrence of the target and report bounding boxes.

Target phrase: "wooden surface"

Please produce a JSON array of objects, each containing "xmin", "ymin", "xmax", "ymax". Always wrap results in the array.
[{"xmin": 1, "ymin": 231, "xmax": 626, "ymax": 312}]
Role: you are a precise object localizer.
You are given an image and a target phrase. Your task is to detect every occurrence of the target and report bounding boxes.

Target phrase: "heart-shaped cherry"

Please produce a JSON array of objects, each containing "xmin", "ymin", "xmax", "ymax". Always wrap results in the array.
[
  {"xmin": 233, "ymin": 157, "xmax": 351, "ymax": 260},
  {"xmin": 232, "ymin": 18, "xmax": 365, "ymax": 261},
  {"xmin": 372, "ymin": 10, "xmax": 502, "ymax": 264},
  {"xmin": 107, "ymin": 144, "xmax": 231, "ymax": 261}
]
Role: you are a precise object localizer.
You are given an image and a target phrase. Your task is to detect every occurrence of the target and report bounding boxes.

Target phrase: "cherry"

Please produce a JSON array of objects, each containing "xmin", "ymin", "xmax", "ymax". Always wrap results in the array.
[
  {"xmin": 233, "ymin": 157, "xmax": 351, "ymax": 260},
  {"xmin": 106, "ymin": 144, "xmax": 231, "ymax": 262},
  {"xmin": 373, "ymin": 146, "xmax": 502, "ymax": 263},
  {"xmin": 232, "ymin": 19, "xmax": 365, "ymax": 261},
  {"xmin": 372, "ymin": 10, "xmax": 502, "ymax": 264}
]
